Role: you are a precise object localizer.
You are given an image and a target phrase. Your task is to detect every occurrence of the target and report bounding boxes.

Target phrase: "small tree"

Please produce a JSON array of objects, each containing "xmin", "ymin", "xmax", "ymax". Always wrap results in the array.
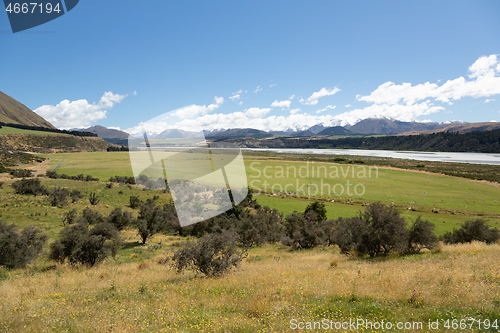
[
  {"xmin": 49, "ymin": 221, "xmax": 120, "ymax": 267},
  {"xmin": 407, "ymin": 217, "xmax": 438, "ymax": 254},
  {"xmin": 0, "ymin": 221, "xmax": 48, "ymax": 269},
  {"xmin": 170, "ymin": 231, "xmax": 246, "ymax": 277},
  {"xmin": 47, "ymin": 187, "xmax": 70, "ymax": 207},
  {"xmin": 304, "ymin": 201, "xmax": 327, "ymax": 222},
  {"xmin": 135, "ymin": 203, "xmax": 172, "ymax": 244},
  {"xmin": 106, "ymin": 208, "xmax": 133, "ymax": 231}
]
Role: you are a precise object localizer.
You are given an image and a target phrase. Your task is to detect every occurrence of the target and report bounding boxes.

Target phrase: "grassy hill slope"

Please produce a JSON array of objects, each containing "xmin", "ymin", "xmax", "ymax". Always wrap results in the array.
[{"xmin": 0, "ymin": 91, "xmax": 55, "ymax": 129}]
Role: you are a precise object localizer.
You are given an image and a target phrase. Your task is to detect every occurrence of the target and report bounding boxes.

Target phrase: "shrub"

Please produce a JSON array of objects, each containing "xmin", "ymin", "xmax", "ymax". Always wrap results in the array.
[
  {"xmin": 49, "ymin": 221, "xmax": 120, "ymax": 267},
  {"xmin": 69, "ymin": 189, "xmax": 83, "ymax": 203},
  {"xmin": 129, "ymin": 196, "xmax": 142, "ymax": 209},
  {"xmin": 89, "ymin": 192, "xmax": 100, "ymax": 205},
  {"xmin": 47, "ymin": 187, "xmax": 70, "ymax": 207},
  {"xmin": 441, "ymin": 219, "xmax": 500, "ymax": 244},
  {"xmin": 61, "ymin": 209, "xmax": 78, "ymax": 226},
  {"xmin": 135, "ymin": 202, "xmax": 179, "ymax": 244},
  {"xmin": 77, "ymin": 208, "xmax": 104, "ymax": 225},
  {"xmin": 106, "ymin": 208, "xmax": 133, "ymax": 231},
  {"xmin": 284, "ymin": 211, "xmax": 326, "ymax": 249},
  {"xmin": 357, "ymin": 202, "xmax": 408, "ymax": 257},
  {"xmin": 407, "ymin": 217, "xmax": 438, "ymax": 253},
  {"xmin": 304, "ymin": 201, "xmax": 327, "ymax": 222},
  {"xmin": 0, "ymin": 221, "xmax": 48, "ymax": 269},
  {"xmin": 170, "ymin": 230, "xmax": 246, "ymax": 277},
  {"xmin": 9, "ymin": 169, "xmax": 33, "ymax": 178},
  {"xmin": 11, "ymin": 178, "xmax": 48, "ymax": 196}
]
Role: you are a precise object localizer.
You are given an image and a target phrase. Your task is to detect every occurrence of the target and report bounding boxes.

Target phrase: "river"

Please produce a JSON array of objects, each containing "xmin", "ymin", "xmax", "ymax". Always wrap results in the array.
[{"xmin": 246, "ymin": 148, "xmax": 500, "ymax": 166}]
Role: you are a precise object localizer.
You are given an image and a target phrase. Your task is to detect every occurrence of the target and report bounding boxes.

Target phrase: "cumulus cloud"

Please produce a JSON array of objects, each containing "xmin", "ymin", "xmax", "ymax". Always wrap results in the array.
[
  {"xmin": 358, "ymin": 54, "xmax": 500, "ymax": 105},
  {"xmin": 300, "ymin": 87, "xmax": 341, "ymax": 105},
  {"xmin": 484, "ymin": 99, "xmax": 495, "ymax": 103},
  {"xmin": 245, "ymin": 107, "xmax": 272, "ymax": 118},
  {"xmin": 271, "ymin": 99, "xmax": 292, "ymax": 109},
  {"xmin": 34, "ymin": 91, "xmax": 127, "ymax": 129},
  {"xmin": 170, "ymin": 96, "xmax": 224, "ymax": 119},
  {"xmin": 290, "ymin": 108, "xmax": 301, "ymax": 115}
]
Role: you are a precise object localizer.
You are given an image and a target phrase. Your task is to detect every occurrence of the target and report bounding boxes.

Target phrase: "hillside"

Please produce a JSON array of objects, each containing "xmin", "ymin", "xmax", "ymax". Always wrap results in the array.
[
  {"xmin": 347, "ymin": 118, "xmax": 453, "ymax": 135},
  {"xmin": 208, "ymin": 128, "xmax": 272, "ymax": 140},
  {"xmin": 79, "ymin": 125, "xmax": 130, "ymax": 145},
  {"xmin": 399, "ymin": 122, "xmax": 500, "ymax": 135},
  {"xmin": 317, "ymin": 126, "xmax": 352, "ymax": 136},
  {"xmin": 0, "ymin": 134, "xmax": 113, "ymax": 153},
  {"xmin": 0, "ymin": 91, "xmax": 55, "ymax": 129}
]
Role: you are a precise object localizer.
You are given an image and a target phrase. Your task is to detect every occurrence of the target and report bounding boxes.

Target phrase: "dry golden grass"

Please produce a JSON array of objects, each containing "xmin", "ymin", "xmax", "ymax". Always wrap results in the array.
[{"xmin": 1, "ymin": 241, "xmax": 500, "ymax": 332}]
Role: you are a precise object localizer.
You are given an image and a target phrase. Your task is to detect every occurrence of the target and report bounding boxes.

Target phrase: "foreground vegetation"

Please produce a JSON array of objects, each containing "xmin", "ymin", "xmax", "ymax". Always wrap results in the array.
[
  {"xmin": 1, "ymin": 242, "xmax": 500, "ymax": 332},
  {"xmin": 1, "ymin": 151, "xmax": 500, "ymax": 331}
]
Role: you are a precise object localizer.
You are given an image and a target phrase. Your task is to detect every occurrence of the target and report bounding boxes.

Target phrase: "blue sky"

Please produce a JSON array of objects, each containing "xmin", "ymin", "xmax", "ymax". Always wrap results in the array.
[{"xmin": 1, "ymin": 0, "xmax": 500, "ymax": 133}]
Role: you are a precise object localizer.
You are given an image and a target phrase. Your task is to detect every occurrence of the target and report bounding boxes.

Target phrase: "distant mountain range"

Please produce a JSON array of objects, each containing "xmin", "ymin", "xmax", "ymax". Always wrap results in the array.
[{"xmin": 0, "ymin": 91, "xmax": 55, "ymax": 129}]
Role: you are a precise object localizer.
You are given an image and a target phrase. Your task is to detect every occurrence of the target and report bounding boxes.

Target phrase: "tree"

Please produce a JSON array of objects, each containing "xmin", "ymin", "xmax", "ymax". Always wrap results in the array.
[
  {"xmin": 0, "ymin": 221, "xmax": 48, "ymax": 269},
  {"xmin": 49, "ymin": 221, "xmax": 120, "ymax": 267},
  {"xmin": 106, "ymin": 208, "xmax": 133, "ymax": 231},
  {"xmin": 135, "ymin": 202, "xmax": 178, "ymax": 244},
  {"xmin": 407, "ymin": 217, "xmax": 438, "ymax": 254},
  {"xmin": 47, "ymin": 187, "xmax": 70, "ymax": 207},
  {"xmin": 170, "ymin": 230, "xmax": 246, "ymax": 277},
  {"xmin": 304, "ymin": 201, "xmax": 327, "ymax": 222},
  {"xmin": 441, "ymin": 219, "xmax": 500, "ymax": 244}
]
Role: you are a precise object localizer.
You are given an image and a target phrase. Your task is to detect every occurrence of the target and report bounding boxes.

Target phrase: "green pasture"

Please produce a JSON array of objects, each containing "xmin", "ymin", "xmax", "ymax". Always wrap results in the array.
[{"xmin": 0, "ymin": 126, "xmax": 68, "ymax": 136}]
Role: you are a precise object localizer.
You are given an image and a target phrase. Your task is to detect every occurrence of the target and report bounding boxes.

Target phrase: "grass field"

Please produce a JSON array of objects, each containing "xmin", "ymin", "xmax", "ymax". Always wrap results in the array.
[
  {"xmin": 1, "ymin": 242, "xmax": 499, "ymax": 332},
  {"xmin": 0, "ymin": 126, "xmax": 68, "ymax": 136},
  {"xmin": 1, "ymin": 151, "xmax": 500, "ymax": 332},
  {"xmin": 38, "ymin": 152, "xmax": 500, "ymax": 232}
]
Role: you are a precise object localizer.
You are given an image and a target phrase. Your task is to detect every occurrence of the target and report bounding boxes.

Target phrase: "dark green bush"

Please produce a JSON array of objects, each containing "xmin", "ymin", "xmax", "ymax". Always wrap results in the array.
[
  {"xmin": 106, "ymin": 208, "xmax": 133, "ymax": 231},
  {"xmin": 11, "ymin": 178, "xmax": 48, "ymax": 196},
  {"xmin": 441, "ymin": 219, "xmax": 500, "ymax": 244},
  {"xmin": 304, "ymin": 201, "xmax": 327, "ymax": 222},
  {"xmin": 49, "ymin": 221, "xmax": 120, "ymax": 267},
  {"xmin": 283, "ymin": 211, "xmax": 326, "ymax": 249},
  {"xmin": 69, "ymin": 189, "xmax": 83, "ymax": 203},
  {"xmin": 0, "ymin": 221, "xmax": 48, "ymax": 269},
  {"xmin": 77, "ymin": 208, "xmax": 104, "ymax": 225},
  {"xmin": 129, "ymin": 196, "xmax": 142, "ymax": 209},
  {"xmin": 170, "ymin": 230, "xmax": 246, "ymax": 277},
  {"xmin": 47, "ymin": 187, "xmax": 70, "ymax": 207},
  {"xmin": 407, "ymin": 217, "xmax": 438, "ymax": 253}
]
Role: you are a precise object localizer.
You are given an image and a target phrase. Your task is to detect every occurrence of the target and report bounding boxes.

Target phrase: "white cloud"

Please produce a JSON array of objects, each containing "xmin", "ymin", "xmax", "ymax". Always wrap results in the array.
[
  {"xmin": 469, "ymin": 54, "xmax": 498, "ymax": 78},
  {"xmin": 229, "ymin": 90, "xmax": 243, "ymax": 101},
  {"xmin": 108, "ymin": 126, "xmax": 122, "ymax": 131},
  {"xmin": 289, "ymin": 95, "xmax": 296, "ymax": 100},
  {"xmin": 34, "ymin": 91, "xmax": 127, "ymax": 129},
  {"xmin": 289, "ymin": 108, "xmax": 301, "ymax": 115},
  {"xmin": 269, "ymin": 83, "xmax": 277, "ymax": 88},
  {"xmin": 245, "ymin": 107, "xmax": 272, "ymax": 118},
  {"xmin": 358, "ymin": 54, "xmax": 500, "ymax": 105},
  {"xmin": 315, "ymin": 105, "xmax": 336, "ymax": 114},
  {"xmin": 254, "ymin": 85, "xmax": 262, "ymax": 94},
  {"xmin": 170, "ymin": 96, "xmax": 224, "ymax": 119},
  {"xmin": 133, "ymin": 90, "xmax": 138, "ymax": 96},
  {"xmin": 271, "ymin": 99, "xmax": 292, "ymax": 109},
  {"xmin": 300, "ymin": 87, "xmax": 341, "ymax": 105},
  {"xmin": 485, "ymin": 99, "xmax": 495, "ymax": 103},
  {"xmin": 345, "ymin": 104, "xmax": 351, "ymax": 108}
]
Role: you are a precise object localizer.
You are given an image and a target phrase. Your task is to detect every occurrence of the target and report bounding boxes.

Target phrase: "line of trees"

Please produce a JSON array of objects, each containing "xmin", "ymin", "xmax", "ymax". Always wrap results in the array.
[{"xmin": 0, "ymin": 122, "xmax": 98, "ymax": 137}]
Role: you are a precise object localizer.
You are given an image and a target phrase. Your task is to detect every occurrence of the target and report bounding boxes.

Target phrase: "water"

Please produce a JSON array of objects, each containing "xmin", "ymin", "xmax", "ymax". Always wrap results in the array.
[{"xmin": 246, "ymin": 148, "xmax": 500, "ymax": 166}]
